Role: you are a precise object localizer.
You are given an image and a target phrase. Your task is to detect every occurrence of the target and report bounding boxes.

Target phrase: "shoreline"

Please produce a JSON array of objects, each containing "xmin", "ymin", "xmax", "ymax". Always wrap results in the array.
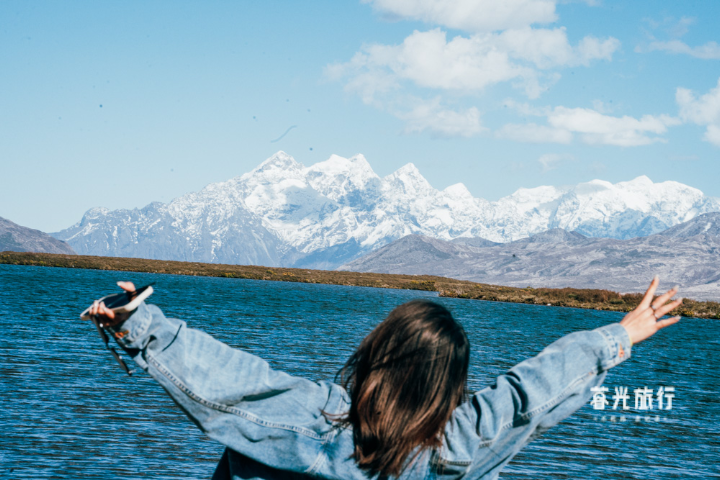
[{"xmin": 2, "ymin": 251, "xmax": 718, "ymax": 319}]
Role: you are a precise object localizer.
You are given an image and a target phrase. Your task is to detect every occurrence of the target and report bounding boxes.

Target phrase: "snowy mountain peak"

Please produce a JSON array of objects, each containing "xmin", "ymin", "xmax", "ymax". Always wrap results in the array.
[
  {"xmin": 443, "ymin": 183, "xmax": 474, "ymax": 199},
  {"xmin": 307, "ymin": 153, "xmax": 377, "ymax": 179},
  {"xmin": 245, "ymin": 151, "xmax": 303, "ymax": 178},
  {"xmin": 501, "ymin": 185, "xmax": 566, "ymax": 215},
  {"xmin": 572, "ymin": 178, "xmax": 613, "ymax": 196},
  {"xmin": 391, "ymin": 162, "xmax": 421, "ymax": 176},
  {"xmin": 625, "ymin": 175, "xmax": 653, "ymax": 186},
  {"xmin": 385, "ymin": 163, "xmax": 433, "ymax": 195},
  {"xmin": 305, "ymin": 153, "xmax": 380, "ymax": 202},
  {"xmin": 264, "ymin": 150, "xmax": 297, "ymax": 166},
  {"xmin": 54, "ymin": 151, "xmax": 720, "ymax": 270},
  {"xmin": 349, "ymin": 153, "xmax": 369, "ymax": 164},
  {"xmin": 85, "ymin": 207, "xmax": 110, "ymax": 218},
  {"xmin": 239, "ymin": 152, "xmax": 307, "ymax": 196}
]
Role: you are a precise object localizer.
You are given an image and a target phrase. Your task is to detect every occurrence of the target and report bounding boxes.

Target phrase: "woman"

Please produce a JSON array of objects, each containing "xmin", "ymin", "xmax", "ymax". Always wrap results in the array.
[{"xmin": 86, "ymin": 276, "xmax": 682, "ymax": 479}]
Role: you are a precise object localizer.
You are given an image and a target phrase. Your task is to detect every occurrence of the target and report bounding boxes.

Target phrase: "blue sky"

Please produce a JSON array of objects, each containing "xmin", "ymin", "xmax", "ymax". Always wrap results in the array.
[{"xmin": 2, "ymin": 0, "xmax": 719, "ymax": 232}]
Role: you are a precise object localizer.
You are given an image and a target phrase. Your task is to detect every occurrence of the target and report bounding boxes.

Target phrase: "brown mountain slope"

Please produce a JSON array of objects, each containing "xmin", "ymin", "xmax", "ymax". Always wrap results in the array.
[{"xmin": 0, "ymin": 216, "xmax": 76, "ymax": 255}]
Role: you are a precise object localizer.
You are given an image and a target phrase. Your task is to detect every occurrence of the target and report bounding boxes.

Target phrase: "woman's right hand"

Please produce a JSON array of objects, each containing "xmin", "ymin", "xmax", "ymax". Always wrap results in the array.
[
  {"xmin": 620, "ymin": 276, "xmax": 682, "ymax": 346},
  {"xmin": 86, "ymin": 281, "xmax": 137, "ymax": 328}
]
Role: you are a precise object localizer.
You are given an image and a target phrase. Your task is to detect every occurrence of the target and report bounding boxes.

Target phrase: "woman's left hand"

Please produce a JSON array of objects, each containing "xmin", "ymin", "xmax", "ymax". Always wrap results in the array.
[{"xmin": 620, "ymin": 276, "xmax": 682, "ymax": 346}]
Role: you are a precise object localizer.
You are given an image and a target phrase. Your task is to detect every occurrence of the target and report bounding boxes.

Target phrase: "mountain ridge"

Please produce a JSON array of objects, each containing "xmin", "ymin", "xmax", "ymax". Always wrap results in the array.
[
  {"xmin": 53, "ymin": 151, "xmax": 720, "ymax": 269},
  {"xmin": 1, "ymin": 216, "xmax": 76, "ymax": 255},
  {"xmin": 339, "ymin": 213, "xmax": 720, "ymax": 301}
]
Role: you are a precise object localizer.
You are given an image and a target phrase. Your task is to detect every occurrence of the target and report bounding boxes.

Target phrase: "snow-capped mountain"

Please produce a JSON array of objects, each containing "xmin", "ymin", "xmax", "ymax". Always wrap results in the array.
[{"xmin": 53, "ymin": 151, "xmax": 720, "ymax": 269}]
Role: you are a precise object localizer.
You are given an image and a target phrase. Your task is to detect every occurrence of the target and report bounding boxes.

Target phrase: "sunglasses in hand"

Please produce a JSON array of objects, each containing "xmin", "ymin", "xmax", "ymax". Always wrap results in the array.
[{"xmin": 81, "ymin": 283, "xmax": 154, "ymax": 376}]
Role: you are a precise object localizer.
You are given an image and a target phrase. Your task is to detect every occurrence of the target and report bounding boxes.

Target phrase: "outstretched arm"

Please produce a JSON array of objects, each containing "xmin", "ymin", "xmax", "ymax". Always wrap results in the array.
[
  {"xmin": 442, "ymin": 277, "xmax": 682, "ymax": 477},
  {"xmin": 85, "ymin": 282, "xmax": 338, "ymax": 475}
]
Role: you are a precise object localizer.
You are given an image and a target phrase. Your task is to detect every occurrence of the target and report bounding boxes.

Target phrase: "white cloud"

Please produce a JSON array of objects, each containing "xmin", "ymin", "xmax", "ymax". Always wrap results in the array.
[
  {"xmin": 399, "ymin": 98, "xmax": 485, "ymax": 137},
  {"xmin": 547, "ymin": 107, "xmax": 680, "ymax": 146},
  {"xmin": 496, "ymin": 123, "xmax": 572, "ymax": 143},
  {"xmin": 538, "ymin": 153, "xmax": 575, "ymax": 171},
  {"xmin": 329, "ymin": 1, "xmax": 619, "ymax": 137},
  {"xmin": 705, "ymin": 125, "xmax": 720, "ymax": 146},
  {"xmin": 677, "ymin": 78, "xmax": 720, "ymax": 124},
  {"xmin": 676, "ymin": 78, "xmax": 720, "ymax": 146},
  {"xmin": 328, "ymin": 29, "xmax": 536, "ymax": 99},
  {"xmin": 363, "ymin": 0, "xmax": 558, "ymax": 32},
  {"xmin": 637, "ymin": 16, "xmax": 720, "ymax": 60},
  {"xmin": 666, "ymin": 16, "xmax": 695, "ymax": 38},
  {"xmin": 497, "ymin": 106, "xmax": 680, "ymax": 146},
  {"xmin": 328, "ymin": 28, "xmax": 620, "ymax": 101},
  {"xmin": 645, "ymin": 40, "xmax": 720, "ymax": 60},
  {"xmin": 496, "ymin": 27, "xmax": 619, "ymax": 68},
  {"xmin": 642, "ymin": 16, "xmax": 695, "ymax": 39}
]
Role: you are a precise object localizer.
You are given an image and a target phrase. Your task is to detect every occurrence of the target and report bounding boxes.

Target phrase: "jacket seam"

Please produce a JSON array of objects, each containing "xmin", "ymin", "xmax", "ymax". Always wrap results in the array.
[
  {"xmin": 597, "ymin": 327, "xmax": 621, "ymax": 370},
  {"xmin": 306, "ymin": 450, "xmax": 328, "ymax": 475},
  {"xmin": 517, "ymin": 370, "xmax": 593, "ymax": 423},
  {"xmin": 430, "ymin": 450, "xmax": 473, "ymax": 477},
  {"xmin": 476, "ymin": 369, "xmax": 596, "ymax": 448},
  {"xmin": 148, "ymin": 353, "xmax": 329, "ymax": 441},
  {"xmin": 435, "ymin": 458, "xmax": 473, "ymax": 467}
]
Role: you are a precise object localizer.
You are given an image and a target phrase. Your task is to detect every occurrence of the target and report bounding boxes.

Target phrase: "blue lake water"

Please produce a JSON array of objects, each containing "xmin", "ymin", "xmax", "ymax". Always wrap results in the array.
[{"xmin": 1, "ymin": 264, "xmax": 718, "ymax": 479}]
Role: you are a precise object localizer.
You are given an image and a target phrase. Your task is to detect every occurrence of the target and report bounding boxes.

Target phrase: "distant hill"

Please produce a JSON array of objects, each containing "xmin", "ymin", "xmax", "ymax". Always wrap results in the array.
[
  {"xmin": 340, "ymin": 213, "xmax": 720, "ymax": 301},
  {"xmin": 0, "ymin": 217, "xmax": 76, "ymax": 255}
]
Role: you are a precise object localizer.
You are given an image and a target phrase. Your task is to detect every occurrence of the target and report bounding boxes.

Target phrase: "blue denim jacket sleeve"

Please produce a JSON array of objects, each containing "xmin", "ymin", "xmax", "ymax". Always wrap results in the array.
[
  {"xmin": 439, "ymin": 323, "xmax": 632, "ymax": 478},
  {"xmin": 108, "ymin": 302, "xmax": 341, "ymax": 475}
]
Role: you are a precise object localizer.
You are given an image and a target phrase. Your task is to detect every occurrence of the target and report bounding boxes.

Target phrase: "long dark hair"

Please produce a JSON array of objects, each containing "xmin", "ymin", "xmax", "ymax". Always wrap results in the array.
[{"xmin": 327, "ymin": 299, "xmax": 470, "ymax": 477}]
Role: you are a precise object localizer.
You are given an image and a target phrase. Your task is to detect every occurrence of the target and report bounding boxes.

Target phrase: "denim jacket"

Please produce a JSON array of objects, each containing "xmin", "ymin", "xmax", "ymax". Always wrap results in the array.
[{"xmin": 109, "ymin": 302, "xmax": 632, "ymax": 479}]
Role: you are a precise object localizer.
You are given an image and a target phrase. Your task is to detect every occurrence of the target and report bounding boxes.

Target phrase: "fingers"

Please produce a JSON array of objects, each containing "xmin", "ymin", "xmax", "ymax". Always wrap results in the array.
[
  {"xmin": 654, "ymin": 298, "xmax": 683, "ymax": 318},
  {"xmin": 99, "ymin": 302, "xmax": 115, "ymax": 320},
  {"xmin": 656, "ymin": 316, "xmax": 681, "ymax": 330},
  {"xmin": 94, "ymin": 282, "xmax": 135, "ymax": 313},
  {"xmin": 639, "ymin": 275, "xmax": 659, "ymax": 309},
  {"xmin": 651, "ymin": 285, "xmax": 680, "ymax": 310},
  {"xmin": 85, "ymin": 282, "xmax": 133, "ymax": 323},
  {"xmin": 87, "ymin": 301, "xmax": 115, "ymax": 322},
  {"xmin": 117, "ymin": 281, "xmax": 136, "ymax": 292}
]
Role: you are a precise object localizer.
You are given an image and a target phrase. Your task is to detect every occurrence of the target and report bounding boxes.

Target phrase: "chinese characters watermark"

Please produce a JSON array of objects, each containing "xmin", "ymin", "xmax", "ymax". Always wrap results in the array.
[{"xmin": 590, "ymin": 386, "xmax": 675, "ymax": 411}]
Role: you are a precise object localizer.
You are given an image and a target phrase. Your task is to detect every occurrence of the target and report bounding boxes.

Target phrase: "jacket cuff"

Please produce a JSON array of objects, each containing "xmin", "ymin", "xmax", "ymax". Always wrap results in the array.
[
  {"xmin": 107, "ymin": 301, "xmax": 153, "ymax": 349},
  {"xmin": 594, "ymin": 322, "xmax": 632, "ymax": 371}
]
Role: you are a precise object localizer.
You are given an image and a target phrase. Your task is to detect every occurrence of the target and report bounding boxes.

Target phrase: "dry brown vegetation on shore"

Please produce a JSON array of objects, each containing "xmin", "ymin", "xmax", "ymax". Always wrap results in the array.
[{"xmin": 2, "ymin": 251, "xmax": 718, "ymax": 319}]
